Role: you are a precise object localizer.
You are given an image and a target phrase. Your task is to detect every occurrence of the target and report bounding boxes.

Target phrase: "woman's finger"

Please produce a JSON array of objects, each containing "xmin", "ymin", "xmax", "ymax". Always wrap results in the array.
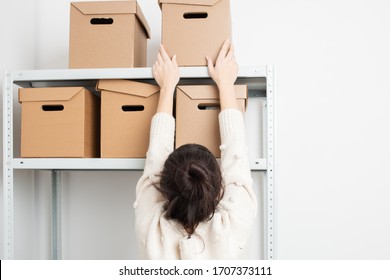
[
  {"xmin": 172, "ymin": 54, "xmax": 178, "ymax": 67},
  {"xmin": 160, "ymin": 44, "xmax": 171, "ymax": 62},
  {"xmin": 157, "ymin": 52, "xmax": 164, "ymax": 65},
  {"xmin": 226, "ymin": 43, "xmax": 235, "ymax": 61},
  {"xmin": 206, "ymin": 56, "xmax": 215, "ymax": 76},
  {"xmin": 216, "ymin": 39, "xmax": 231, "ymax": 63}
]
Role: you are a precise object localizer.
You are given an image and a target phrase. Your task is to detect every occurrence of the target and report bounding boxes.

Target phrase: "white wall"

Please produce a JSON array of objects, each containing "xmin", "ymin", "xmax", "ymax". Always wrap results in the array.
[
  {"xmin": 254, "ymin": 0, "xmax": 390, "ymax": 258},
  {"xmin": 1, "ymin": 0, "xmax": 390, "ymax": 259}
]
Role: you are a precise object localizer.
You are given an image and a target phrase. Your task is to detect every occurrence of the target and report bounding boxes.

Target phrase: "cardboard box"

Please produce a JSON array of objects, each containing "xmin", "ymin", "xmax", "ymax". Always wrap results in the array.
[
  {"xmin": 18, "ymin": 87, "xmax": 100, "ymax": 158},
  {"xmin": 175, "ymin": 84, "xmax": 247, "ymax": 157},
  {"xmin": 159, "ymin": 0, "xmax": 231, "ymax": 66},
  {"xmin": 97, "ymin": 79, "xmax": 160, "ymax": 158},
  {"xmin": 69, "ymin": 1, "xmax": 151, "ymax": 68}
]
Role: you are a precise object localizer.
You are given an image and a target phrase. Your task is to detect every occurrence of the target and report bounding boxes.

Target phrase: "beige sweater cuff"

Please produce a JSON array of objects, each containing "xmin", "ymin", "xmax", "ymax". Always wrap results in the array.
[{"xmin": 218, "ymin": 108, "xmax": 246, "ymax": 143}]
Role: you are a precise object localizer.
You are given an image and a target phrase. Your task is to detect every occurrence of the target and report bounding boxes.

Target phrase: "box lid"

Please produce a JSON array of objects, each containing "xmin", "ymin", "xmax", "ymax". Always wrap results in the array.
[
  {"xmin": 177, "ymin": 84, "xmax": 247, "ymax": 100},
  {"xmin": 72, "ymin": 1, "xmax": 151, "ymax": 38},
  {"xmin": 158, "ymin": 0, "xmax": 222, "ymax": 6},
  {"xmin": 97, "ymin": 79, "xmax": 159, "ymax": 98},
  {"xmin": 18, "ymin": 87, "xmax": 84, "ymax": 103}
]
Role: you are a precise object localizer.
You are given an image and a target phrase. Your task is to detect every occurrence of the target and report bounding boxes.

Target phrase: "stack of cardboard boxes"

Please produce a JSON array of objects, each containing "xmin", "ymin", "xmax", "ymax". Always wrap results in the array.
[{"xmin": 18, "ymin": 0, "xmax": 247, "ymax": 159}]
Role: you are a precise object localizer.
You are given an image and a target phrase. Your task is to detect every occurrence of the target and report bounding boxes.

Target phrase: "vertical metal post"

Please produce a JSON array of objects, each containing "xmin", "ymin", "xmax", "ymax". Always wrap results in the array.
[
  {"xmin": 3, "ymin": 70, "xmax": 14, "ymax": 259},
  {"xmin": 265, "ymin": 65, "xmax": 275, "ymax": 259},
  {"xmin": 262, "ymin": 101, "xmax": 269, "ymax": 259},
  {"xmin": 51, "ymin": 170, "xmax": 62, "ymax": 260}
]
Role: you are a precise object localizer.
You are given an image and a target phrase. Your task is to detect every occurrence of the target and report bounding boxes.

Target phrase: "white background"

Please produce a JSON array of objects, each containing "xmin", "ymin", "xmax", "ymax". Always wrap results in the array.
[{"xmin": 1, "ymin": 0, "xmax": 390, "ymax": 259}]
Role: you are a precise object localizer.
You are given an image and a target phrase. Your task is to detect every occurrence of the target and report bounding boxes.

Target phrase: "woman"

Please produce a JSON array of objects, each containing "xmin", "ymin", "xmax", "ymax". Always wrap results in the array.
[{"xmin": 134, "ymin": 39, "xmax": 257, "ymax": 259}]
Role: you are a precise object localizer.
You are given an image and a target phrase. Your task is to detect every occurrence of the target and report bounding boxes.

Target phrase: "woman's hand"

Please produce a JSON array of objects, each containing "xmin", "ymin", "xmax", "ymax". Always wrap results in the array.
[
  {"xmin": 153, "ymin": 45, "xmax": 180, "ymax": 114},
  {"xmin": 152, "ymin": 44, "xmax": 180, "ymax": 92},
  {"xmin": 206, "ymin": 39, "xmax": 238, "ymax": 90},
  {"xmin": 206, "ymin": 39, "xmax": 239, "ymax": 110}
]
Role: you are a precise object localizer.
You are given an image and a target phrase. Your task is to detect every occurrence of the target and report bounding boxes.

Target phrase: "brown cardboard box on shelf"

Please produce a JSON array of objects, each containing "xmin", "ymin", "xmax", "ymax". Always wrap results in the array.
[
  {"xmin": 158, "ymin": 0, "xmax": 231, "ymax": 66},
  {"xmin": 69, "ymin": 0, "xmax": 151, "ymax": 68},
  {"xmin": 97, "ymin": 79, "xmax": 160, "ymax": 158},
  {"xmin": 175, "ymin": 84, "xmax": 247, "ymax": 157},
  {"xmin": 18, "ymin": 87, "xmax": 100, "ymax": 158}
]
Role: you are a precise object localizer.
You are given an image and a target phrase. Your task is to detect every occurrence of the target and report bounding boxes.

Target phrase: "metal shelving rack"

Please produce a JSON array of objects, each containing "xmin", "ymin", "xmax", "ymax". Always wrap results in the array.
[{"xmin": 3, "ymin": 66, "xmax": 275, "ymax": 259}]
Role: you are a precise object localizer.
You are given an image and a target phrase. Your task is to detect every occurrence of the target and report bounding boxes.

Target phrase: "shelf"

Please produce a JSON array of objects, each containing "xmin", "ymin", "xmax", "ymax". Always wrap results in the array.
[
  {"xmin": 4, "ymin": 65, "xmax": 275, "ymax": 260},
  {"xmin": 13, "ymin": 66, "xmax": 266, "ymax": 80},
  {"xmin": 12, "ymin": 158, "xmax": 267, "ymax": 171},
  {"xmin": 12, "ymin": 66, "xmax": 267, "ymax": 91}
]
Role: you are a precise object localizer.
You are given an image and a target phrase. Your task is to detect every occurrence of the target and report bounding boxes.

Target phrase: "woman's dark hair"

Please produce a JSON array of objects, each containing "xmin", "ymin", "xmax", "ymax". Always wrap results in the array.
[{"xmin": 158, "ymin": 144, "xmax": 223, "ymax": 237}]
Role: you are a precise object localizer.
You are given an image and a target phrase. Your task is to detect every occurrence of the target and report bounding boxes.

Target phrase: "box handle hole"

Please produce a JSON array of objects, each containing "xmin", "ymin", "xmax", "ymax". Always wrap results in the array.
[
  {"xmin": 198, "ymin": 103, "xmax": 220, "ymax": 110},
  {"xmin": 183, "ymin": 12, "xmax": 208, "ymax": 19},
  {"xmin": 42, "ymin": 105, "xmax": 64, "ymax": 111},
  {"xmin": 90, "ymin": 18, "xmax": 114, "ymax": 25},
  {"xmin": 122, "ymin": 105, "xmax": 144, "ymax": 112}
]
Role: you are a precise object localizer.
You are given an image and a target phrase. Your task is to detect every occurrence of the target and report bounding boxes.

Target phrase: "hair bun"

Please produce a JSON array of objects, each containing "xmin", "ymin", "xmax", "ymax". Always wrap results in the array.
[
  {"xmin": 188, "ymin": 162, "xmax": 208, "ymax": 182},
  {"xmin": 174, "ymin": 162, "xmax": 211, "ymax": 198}
]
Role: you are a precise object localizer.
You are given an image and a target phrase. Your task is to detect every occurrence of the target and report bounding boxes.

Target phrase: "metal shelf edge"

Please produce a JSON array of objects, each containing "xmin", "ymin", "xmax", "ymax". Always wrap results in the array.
[
  {"xmin": 12, "ymin": 66, "xmax": 267, "ymax": 81},
  {"xmin": 13, "ymin": 158, "xmax": 267, "ymax": 171},
  {"xmin": 13, "ymin": 158, "xmax": 146, "ymax": 170}
]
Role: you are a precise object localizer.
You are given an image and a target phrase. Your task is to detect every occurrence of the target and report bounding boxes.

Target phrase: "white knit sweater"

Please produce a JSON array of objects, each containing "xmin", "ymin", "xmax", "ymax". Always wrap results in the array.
[{"xmin": 134, "ymin": 109, "xmax": 257, "ymax": 259}]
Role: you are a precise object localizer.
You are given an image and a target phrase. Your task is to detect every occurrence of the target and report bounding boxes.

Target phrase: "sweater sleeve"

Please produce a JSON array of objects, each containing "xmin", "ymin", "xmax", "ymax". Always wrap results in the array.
[
  {"xmin": 134, "ymin": 113, "xmax": 175, "ymax": 250},
  {"xmin": 139, "ymin": 112, "xmax": 175, "ymax": 181},
  {"xmin": 217, "ymin": 108, "xmax": 257, "ymax": 255}
]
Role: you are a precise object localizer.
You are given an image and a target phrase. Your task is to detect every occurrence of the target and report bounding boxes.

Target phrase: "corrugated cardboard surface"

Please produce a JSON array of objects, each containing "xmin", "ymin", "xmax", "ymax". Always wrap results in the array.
[
  {"xmin": 97, "ymin": 79, "xmax": 160, "ymax": 158},
  {"xmin": 69, "ymin": 1, "xmax": 150, "ymax": 68},
  {"xmin": 175, "ymin": 84, "xmax": 247, "ymax": 157},
  {"xmin": 160, "ymin": 0, "xmax": 231, "ymax": 66},
  {"xmin": 18, "ymin": 87, "xmax": 100, "ymax": 158}
]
